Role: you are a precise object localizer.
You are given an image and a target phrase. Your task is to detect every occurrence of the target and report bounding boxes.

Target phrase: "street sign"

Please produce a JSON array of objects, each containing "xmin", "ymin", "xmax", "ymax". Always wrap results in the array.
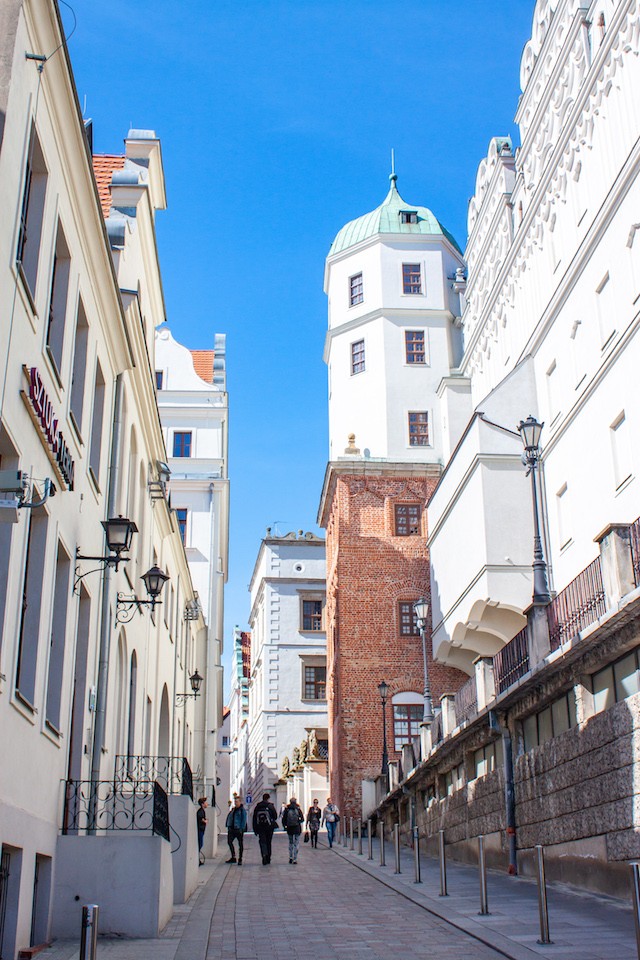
[{"xmin": 246, "ymin": 794, "xmax": 252, "ymax": 805}]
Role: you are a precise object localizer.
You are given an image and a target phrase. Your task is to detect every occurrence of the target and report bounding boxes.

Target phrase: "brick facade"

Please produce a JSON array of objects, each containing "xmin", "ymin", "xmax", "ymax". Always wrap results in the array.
[{"xmin": 320, "ymin": 463, "xmax": 468, "ymax": 816}]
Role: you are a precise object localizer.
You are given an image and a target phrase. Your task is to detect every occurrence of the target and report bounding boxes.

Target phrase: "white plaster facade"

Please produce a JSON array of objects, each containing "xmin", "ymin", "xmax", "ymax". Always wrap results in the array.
[
  {"xmin": 429, "ymin": 0, "xmax": 640, "ymax": 670},
  {"xmin": 228, "ymin": 628, "xmax": 250, "ymax": 804},
  {"xmin": 0, "ymin": 2, "xmax": 208, "ymax": 952},
  {"xmin": 246, "ymin": 532, "xmax": 328, "ymax": 812},
  {"xmin": 324, "ymin": 178, "xmax": 466, "ymax": 464},
  {"xmin": 154, "ymin": 326, "xmax": 229, "ymax": 842}
]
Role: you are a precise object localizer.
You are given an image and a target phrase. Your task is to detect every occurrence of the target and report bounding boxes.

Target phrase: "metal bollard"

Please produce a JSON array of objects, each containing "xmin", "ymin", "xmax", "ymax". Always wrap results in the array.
[
  {"xmin": 536, "ymin": 846, "xmax": 552, "ymax": 944},
  {"xmin": 380, "ymin": 822, "xmax": 386, "ymax": 866},
  {"xmin": 79, "ymin": 904, "xmax": 99, "ymax": 960},
  {"xmin": 631, "ymin": 863, "xmax": 640, "ymax": 959},
  {"xmin": 342, "ymin": 822, "xmax": 347, "ymax": 846},
  {"xmin": 393, "ymin": 823, "xmax": 401, "ymax": 874},
  {"xmin": 349, "ymin": 817, "xmax": 354, "ymax": 850},
  {"xmin": 367, "ymin": 819, "xmax": 373, "ymax": 860},
  {"xmin": 413, "ymin": 826, "xmax": 421, "ymax": 884},
  {"xmin": 439, "ymin": 829, "xmax": 448, "ymax": 896},
  {"xmin": 357, "ymin": 820, "xmax": 363, "ymax": 856},
  {"xmin": 478, "ymin": 835, "xmax": 490, "ymax": 915}
]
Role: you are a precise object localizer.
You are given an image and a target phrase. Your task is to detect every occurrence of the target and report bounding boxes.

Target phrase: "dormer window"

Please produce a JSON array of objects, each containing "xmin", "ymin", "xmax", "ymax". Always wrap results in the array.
[{"xmin": 401, "ymin": 211, "xmax": 418, "ymax": 224}]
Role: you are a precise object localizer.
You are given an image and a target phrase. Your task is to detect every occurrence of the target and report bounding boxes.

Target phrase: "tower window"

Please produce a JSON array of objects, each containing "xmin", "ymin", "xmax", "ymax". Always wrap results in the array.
[
  {"xmin": 398, "ymin": 601, "xmax": 420, "ymax": 637},
  {"xmin": 394, "ymin": 503, "xmax": 422, "ymax": 536},
  {"xmin": 402, "ymin": 263, "xmax": 422, "ymax": 294},
  {"xmin": 408, "ymin": 411, "xmax": 429, "ymax": 446},
  {"xmin": 301, "ymin": 599, "xmax": 323, "ymax": 632},
  {"xmin": 155, "ymin": 371, "xmax": 163, "ymax": 390},
  {"xmin": 401, "ymin": 211, "xmax": 418, "ymax": 224},
  {"xmin": 349, "ymin": 273, "xmax": 363, "ymax": 306},
  {"xmin": 351, "ymin": 339, "xmax": 365, "ymax": 375},
  {"xmin": 405, "ymin": 330, "xmax": 426, "ymax": 364}
]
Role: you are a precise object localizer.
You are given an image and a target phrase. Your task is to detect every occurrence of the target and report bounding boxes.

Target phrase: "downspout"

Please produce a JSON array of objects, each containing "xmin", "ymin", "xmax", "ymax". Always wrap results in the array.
[
  {"xmin": 90, "ymin": 374, "xmax": 125, "ymax": 785},
  {"xmin": 490, "ymin": 710, "xmax": 517, "ymax": 875}
]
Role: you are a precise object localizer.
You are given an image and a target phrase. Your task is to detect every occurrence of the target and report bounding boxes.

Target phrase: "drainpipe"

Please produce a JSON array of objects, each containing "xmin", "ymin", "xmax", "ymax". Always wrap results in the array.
[
  {"xmin": 90, "ymin": 374, "xmax": 125, "ymax": 786},
  {"xmin": 490, "ymin": 710, "xmax": 517, "ymax": 875}
]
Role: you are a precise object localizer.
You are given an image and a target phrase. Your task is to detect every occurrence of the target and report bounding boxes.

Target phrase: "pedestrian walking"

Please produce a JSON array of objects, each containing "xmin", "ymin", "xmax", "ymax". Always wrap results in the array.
[
  {"xmin": 196, "ymin": 797, "xmax": 208, "ymax": 864},
  {"xmin": 282, "ymin": 796, "xmax": 304, "ymax": 864},
  {"xmin": 252, "ymin": 791, "xmax": 278, "ymax": 865},
  {"xmin": 321, "ymin": 797, "xmax": 340, "ymax": 848},
  {"xmin": 226, "ymin": 796, "xmax": 247, "ymax": 864},
  {"xmin": 306, "ymin": 798, "xmax": 322, "ymax": 849}
]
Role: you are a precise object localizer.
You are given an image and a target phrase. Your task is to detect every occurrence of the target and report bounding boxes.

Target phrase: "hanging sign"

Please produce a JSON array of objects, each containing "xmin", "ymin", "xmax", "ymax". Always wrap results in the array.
[{"xmin": 23, "ymin": 366, "xmax": 75, "ymax": 490}]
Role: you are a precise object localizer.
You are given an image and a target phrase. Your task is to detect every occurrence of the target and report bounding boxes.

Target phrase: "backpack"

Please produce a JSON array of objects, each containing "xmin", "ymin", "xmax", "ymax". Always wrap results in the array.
[
  {"xmin": 255, "ymin": 807, "xmax": 272, "ymax": 829},
  {"xmin": 285, "ymin": 806, "xmax": 300, "ymax": 828}
]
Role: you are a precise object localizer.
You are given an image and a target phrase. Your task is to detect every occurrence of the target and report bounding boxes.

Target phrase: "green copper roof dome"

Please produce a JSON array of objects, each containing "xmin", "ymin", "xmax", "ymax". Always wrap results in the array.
[{"xmin": 329, "ymin": 174, "xmax": 462, "ymax": 256}]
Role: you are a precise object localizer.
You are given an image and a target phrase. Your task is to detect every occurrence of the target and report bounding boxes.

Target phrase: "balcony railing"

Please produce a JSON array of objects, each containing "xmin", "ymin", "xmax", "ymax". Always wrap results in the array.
[
  {"xmin": 114, "ymin": 755, "xmax": 194, "ymax": 800},
  {"xmin": 454, "ymin": 674, "xmax": 478, "ymax": 726},
  {"xmin": 494, "ymin": 627, "xmax": 530, "ymax": 694},
  {"xmin": 547, "ymin": 557, "xmax": 606, "ymax": 651},
  {"xmin": 631, "ymin": 515, "xmax": 640, "ymax": 587},
  {"xmin": 62, "ymin": 779, "xmax": 170, "ymax": 838}
]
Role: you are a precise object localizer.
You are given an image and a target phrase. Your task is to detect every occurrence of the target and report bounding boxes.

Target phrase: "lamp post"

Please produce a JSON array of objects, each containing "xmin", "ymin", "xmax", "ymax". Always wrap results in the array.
[
  {"xmin": 378, "ymin": 681, "xmax": 389, "ymax": 778},
  {"xmin": 517, "ymin": 416, "xmax": 551, "ymax": 605},
  {"xmin": 413, "ymin": 598, "xmax": 435, "ymax": 724}
]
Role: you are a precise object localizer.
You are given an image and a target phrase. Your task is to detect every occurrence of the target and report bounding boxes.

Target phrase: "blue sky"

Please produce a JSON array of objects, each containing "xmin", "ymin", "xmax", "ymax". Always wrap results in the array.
[{"xmin": 66, "ymin": 0, "xmax": 535, "ymax": 694}]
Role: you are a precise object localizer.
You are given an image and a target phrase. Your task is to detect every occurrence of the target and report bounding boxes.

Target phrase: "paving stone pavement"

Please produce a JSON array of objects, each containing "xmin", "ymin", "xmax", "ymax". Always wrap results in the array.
[{"xmin": 38, "ymin": 831, "xmax": 639, "ymax": 960}]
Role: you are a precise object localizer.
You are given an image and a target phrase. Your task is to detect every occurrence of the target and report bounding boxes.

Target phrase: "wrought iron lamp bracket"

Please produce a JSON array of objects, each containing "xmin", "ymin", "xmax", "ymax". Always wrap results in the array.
[{"xmin": 115, "ymin": 592, "xmax": 159, "ymax": 623}]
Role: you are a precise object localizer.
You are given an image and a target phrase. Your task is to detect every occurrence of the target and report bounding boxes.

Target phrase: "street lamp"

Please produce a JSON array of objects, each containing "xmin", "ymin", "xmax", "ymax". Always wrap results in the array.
[
  {"xmin": 74, "ymin": 516, "xmax": 138, "ymax": 591},
  {"xmin": 116, "ymin": 565, "xmax": 170, "ymax": 622},
  {"xmin": 517, "ymin": 415, "xmax": 551, "ymax": 605},
  {"xmin": 378, "ymin": 680, "xmax": 389, "ymax": 778},
  {"xmin": 413, "ymin": 598, "xmax": 435, "ymax": 724},
  {"xmin": 176, "ymin": 669, "xmax": 204, "ymax": 705}
]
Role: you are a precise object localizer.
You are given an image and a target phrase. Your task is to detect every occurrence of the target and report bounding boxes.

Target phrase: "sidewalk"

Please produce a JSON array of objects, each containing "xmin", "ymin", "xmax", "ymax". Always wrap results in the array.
[
  {"xmin": 39, "ymin": 851, "xmax": 229, "ymax": 960},
  {"xmin": 330, "ymin": 831, "xmax": 638, "ymax": 960}
]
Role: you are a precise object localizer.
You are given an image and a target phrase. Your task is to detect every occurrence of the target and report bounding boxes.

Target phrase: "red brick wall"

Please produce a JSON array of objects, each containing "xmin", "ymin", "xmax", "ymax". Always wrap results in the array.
[{"xmin": 324, "ymin": 471, "xmax": 468, "ymax": 817}]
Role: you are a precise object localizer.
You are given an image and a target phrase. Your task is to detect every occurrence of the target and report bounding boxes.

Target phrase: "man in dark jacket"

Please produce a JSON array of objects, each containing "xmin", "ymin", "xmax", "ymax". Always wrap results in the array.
[
  {"xmin": 252, "ymin": 792, "xmax": 278, "ymax": 865},
  {"xmin": 282, "ymin": 797, "xmax": 304, "ymax": 864},
  {"xmin": 225, "ymin": 796, "xmax": 247, "ymax": 864}
]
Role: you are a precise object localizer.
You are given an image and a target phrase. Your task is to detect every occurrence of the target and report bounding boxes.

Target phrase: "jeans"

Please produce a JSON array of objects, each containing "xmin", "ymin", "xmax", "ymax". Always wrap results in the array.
[
  {"xmin": 198, "ymin": 829, "xmax": 205, "ymax": 851},
  {"xmin": 227, "ymin": 828, "xmax": 244, "ymax": 861},
  {"xmin": 309, "ymin": 827, "xmax": 319, "ymax": 848},
  {"xmin": 288, "ymin": 831, "xmax": 300, "ymax": 861},
  {"xmin": 326, "ymin": 820, "xmax": 337, "ymax": 847}
]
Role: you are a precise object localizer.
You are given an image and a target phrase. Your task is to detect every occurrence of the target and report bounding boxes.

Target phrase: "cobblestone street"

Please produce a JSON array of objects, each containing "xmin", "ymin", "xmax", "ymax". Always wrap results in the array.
[
  {"xmin": 42, "ymin": 830, "xmax": 638, "ymax": 960},
  {"xmin": 205, "ymin": 834, "xmax": 502, "ymax": 960}
]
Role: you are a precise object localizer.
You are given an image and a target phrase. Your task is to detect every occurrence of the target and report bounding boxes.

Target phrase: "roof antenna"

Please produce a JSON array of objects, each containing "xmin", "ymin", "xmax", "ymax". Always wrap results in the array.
[{"xmin": 390, "ymin": 148, "xmax": 397, "ymax": 184}]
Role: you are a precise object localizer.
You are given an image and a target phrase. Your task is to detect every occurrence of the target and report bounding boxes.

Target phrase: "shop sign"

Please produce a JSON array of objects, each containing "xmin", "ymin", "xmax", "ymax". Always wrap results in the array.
[{"xmin": 28, "ymin": 366, "xmax": 75, "ymax": 490}]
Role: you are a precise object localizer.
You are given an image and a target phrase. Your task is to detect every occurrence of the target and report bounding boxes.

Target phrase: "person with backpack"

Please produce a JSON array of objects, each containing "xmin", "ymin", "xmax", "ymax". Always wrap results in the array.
[
  {"xmin": 225, "ymin": 796, "xmax": 247, "ymax": 865},
  {"xmin": 306, "ymin": 798, "xmax": 322, "ymax": 849},
  {"xmin": 321, "ymin": 798, "xmax": 340, "ymax": 848},
  {"xmin": 282, "ymin": 796, "xmax": 304, "ymax": 864},
  {"xmin": 252, "ymin": 792, "xmax": 278, "ymax": 865}
]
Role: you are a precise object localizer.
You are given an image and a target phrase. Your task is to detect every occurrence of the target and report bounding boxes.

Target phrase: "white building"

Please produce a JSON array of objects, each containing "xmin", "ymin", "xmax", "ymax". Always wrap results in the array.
[
  {"xmin": 228, "ymin": 627, "xmax": 251, "ymax": 804},
  {"xmin": 246, "ymin": 531, "xmax": 329, "ymax": 812},
  {"xmin": 155, "ymin": 326, "xmax": 230, "ymax": 843},
  {"xmin": 429, "ymin": 0, "xmax": 640, "ymax": 673},
  {"xmin": 324, "ymin": 173, "xmax": 466, "ymax": 462},
  {"xmin": 0, "ymin": 1, "xmax": 211, "ymax": 952}
]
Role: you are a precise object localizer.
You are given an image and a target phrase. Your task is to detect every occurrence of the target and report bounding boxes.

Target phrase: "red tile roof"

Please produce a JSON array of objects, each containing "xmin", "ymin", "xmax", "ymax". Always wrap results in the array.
[
  {"xmin": 191, "ymin": 350, "xmax": 215, "ymax": 384},
  {"xmin": 92, "ymin": 154, "xmax": 125, "ymax": 217}
]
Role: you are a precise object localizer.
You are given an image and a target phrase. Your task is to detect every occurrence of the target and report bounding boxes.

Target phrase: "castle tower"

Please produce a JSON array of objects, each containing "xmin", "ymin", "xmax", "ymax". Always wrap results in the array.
[{"xmin": 318, "ymin": 174, "xmax": 469, "ymax": 816}]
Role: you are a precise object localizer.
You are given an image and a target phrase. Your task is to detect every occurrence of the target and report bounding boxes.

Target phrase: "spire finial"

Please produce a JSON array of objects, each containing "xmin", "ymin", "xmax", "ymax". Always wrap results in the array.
[{"xmin": 389, "ymin": 148, "xmax": 397, "ymax": 184}]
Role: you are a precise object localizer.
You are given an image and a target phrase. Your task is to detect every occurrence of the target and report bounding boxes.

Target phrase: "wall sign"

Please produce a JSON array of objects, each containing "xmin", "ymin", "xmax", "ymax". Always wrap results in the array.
[{"xmin": 26, "ymin": 366, "xmax": 75, "ymax": 490}]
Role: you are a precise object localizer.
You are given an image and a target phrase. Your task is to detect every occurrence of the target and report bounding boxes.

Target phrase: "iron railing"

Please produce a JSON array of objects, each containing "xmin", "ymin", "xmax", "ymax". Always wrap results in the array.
[
  {"xmin": 494, "ymin": 627, "xmax": 530, "ymax": 694},
  {"xmin": 114, "ymin": 755, "xmax": 194, "ymax": 799},
  {"xmin": 62, "ymin": 779, "xmax": 171, "ymax": 837},
  {"xmin": 454, "ymin": 674, "xmax": 478, "ymax": 726},
  {"xmin": 547, "ymin": 557, "xmax": 606, "ymax": 651},
  {"xmin": 630, "ymin": 515, "xmax": 640, "ymax": 587}
]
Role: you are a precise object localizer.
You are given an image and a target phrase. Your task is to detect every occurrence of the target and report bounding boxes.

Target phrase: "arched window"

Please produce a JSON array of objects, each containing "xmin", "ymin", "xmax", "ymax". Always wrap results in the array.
[
  {"xmin": 127, "ymin": 651, "xmax": 137, "ymax": 758},
  {"xmin": 392, "ymin": 691, "xmax": 422, "ymax": 752}
]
